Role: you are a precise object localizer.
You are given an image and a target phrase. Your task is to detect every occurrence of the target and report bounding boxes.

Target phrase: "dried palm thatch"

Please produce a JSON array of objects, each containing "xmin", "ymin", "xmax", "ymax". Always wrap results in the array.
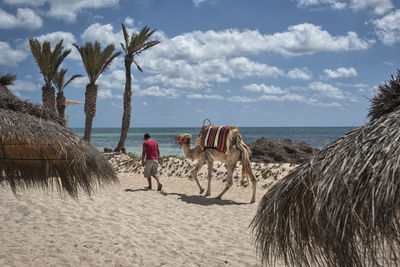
[
  {"xmin": 0, "ymin": 85, "xmax": 117, "ymax": 198},
  {"xmin": 251, "ymin": 71, "xmax": 400, "ymax": 267},
  {"xmin": 368, "ymin": 70, "xmax": 400, "ymax": 120}
]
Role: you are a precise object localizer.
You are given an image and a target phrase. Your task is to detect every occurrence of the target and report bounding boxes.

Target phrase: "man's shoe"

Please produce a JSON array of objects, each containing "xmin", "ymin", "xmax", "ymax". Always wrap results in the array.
[{"xmin": 157, "ymin": 184, "xmax": 163, "ymax": 191}]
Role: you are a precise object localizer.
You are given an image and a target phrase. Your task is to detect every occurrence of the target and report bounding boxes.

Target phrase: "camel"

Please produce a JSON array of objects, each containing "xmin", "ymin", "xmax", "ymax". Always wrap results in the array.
[{"xmin": 174, "ymin": 126, "xmax": 257, "ymax": 203}]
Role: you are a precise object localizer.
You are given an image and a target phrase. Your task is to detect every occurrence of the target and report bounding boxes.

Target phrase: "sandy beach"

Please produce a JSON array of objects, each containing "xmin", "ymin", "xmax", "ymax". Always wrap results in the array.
[{"xmin": 0, "ymin": 156, "xmax": 295, "ymax": 267}]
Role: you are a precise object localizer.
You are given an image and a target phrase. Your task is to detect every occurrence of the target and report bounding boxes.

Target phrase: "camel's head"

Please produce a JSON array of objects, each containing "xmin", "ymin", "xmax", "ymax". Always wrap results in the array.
[{"xmin": 174, "ymin": 134, "xmax": 192, "ymax": 146}]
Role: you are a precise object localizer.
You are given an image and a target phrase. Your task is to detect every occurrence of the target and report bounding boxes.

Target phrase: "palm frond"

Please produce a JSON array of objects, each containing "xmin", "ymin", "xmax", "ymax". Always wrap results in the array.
[
  {"xmin": 64, "ymin": 74, "xmax": 83, "ymax": 88},
  {"xmin": 74, "ymin": 41, "xmax": 120, "ymax": 85},
  {"xmin": 53, "ymin": 68, "xmax": 67, "ymax": 92},
  {"xmin": 132, "ymin": 59, "xmax": 143, "ymax": 72},
  {"xmin": 30, "ymin": 38, "xmax": 70, "ymax": 87},
  {"xmin": 121, "ymin": 23, "xmax": 129, "ymax": 51},
  {"xmin": 120, "ymin": 25, "xmax": 160, "ymax": 73},
  {"xmin": 129, "ymin": 26, "xmax": 161, "ymax": 57},
  {"xmin": 0, "ymin": 73, "xmax": 16, "ymax": 86},
  {"xmin": 120, "ymin": 43, "xmax": 127, "ymax": 53}
]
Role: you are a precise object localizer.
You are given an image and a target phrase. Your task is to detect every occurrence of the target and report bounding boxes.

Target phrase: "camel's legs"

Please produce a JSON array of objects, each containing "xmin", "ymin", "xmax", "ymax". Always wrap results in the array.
[
  {"xmin": 191, "ymin": 158, "xmax": 206, "ymax": 194},
  {"xmin": 216, "ymin": 164, "xmax": 235, "ymax": 200},
  {"xmin": 249, "ymin": 170, "xmax": 257, "ymax": 204},
  {"xmin": 205, "ymin": 160, "xmax": 213, "ymax": 197}
]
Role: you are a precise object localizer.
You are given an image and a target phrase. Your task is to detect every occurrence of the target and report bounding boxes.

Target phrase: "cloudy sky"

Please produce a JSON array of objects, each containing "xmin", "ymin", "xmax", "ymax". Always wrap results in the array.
[{"xmin": 1, "ymin": 0, "xmax": 399, "ymax": 127}]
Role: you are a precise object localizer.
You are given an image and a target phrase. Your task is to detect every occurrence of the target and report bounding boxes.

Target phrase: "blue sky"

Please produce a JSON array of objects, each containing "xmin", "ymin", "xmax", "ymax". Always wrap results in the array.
[{"xmin": 0, "ymin": 0, "xmax": 399, "ymax": 127}]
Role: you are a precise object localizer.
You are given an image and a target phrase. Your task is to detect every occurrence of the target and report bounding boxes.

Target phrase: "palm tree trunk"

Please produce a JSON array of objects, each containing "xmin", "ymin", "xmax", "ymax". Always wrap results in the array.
[
  {"xmin": 115, "ymin": 58, "xmax": 133, "ymax": 152},
  {"xmin": 56, "ymin": 91, "xmax": 66, "ymax": 126},
  {"xmin": 83, "ymin": 83, "xmax": 98, "ymax": 142},
  {"xmin": 42, "ymin": 85, "xmax": 56, "ymax": 112}
]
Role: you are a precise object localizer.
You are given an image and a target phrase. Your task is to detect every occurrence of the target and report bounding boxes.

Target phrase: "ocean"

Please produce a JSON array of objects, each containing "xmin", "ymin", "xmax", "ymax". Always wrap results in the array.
[{"xmin": 71, "ymin": 127, "xmax": 356, "ymax": 157}]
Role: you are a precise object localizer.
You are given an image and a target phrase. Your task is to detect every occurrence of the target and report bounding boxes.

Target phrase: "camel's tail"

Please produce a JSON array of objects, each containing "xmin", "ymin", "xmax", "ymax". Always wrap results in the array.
[{"xmin": 236, "ymin": 137, "xmax": 255, "ymax": 186}]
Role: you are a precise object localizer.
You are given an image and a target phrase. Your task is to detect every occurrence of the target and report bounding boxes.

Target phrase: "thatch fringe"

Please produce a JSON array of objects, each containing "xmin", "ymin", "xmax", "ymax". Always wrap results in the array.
[
  {"xmin": 368, "ymin": 69, "xmax": 400, "ymax": 120},
  {"xmin": 0, "ymin": 86, "xmax": 117, "ymax": 198},
  {"xmin": 251, "ymin": 108, "xmax": 400, "ymax": 266}
]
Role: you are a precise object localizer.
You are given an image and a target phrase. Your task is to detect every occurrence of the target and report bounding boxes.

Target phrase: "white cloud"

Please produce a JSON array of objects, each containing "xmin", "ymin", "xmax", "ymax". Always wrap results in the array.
[
  {"xmin": 373, "ymin": 9, "xmax": 400, "ymax": 45},
  {"xmin": 228, "ymin": 57, "xmax": 283, "ymax": 78},
  {"xmin": 309, "ymin": 81, "xmax": 346, "ymax": 99},
  {"xmin": 0, "ymin": 42, "xmax": 28, "ymax": 66},
  {"xmin": 142, "ymin": 58, "xmax": 228, "ymax": 89},
  {"xmin": 124, "ymin": 16, "xmax": 134, "ymax": 26},
  {"xmin": 297, "ymin": 0, "xmax": 393, "ymax": 14},
  {"xmin": 83, "ymin": 22, "xmax": 371, "ymax": 92},
  {"xmin": 287, "ymin": 68, "xmax": 312, "ymax": 80},
  {"xmin": 144, "ymin": 23, "xmax": 372, "ymax": 61},
  {"xmin": 137, "ymin": 86, "xmax": 180, "ymax": 99},
  {"xmin": 336, "ymin": 82, "xmax": 369, "ymax": 88},
  {"xmin": 4, "ymin": 0, "xmax": 46, "ymax": 6},
  {"xmin": 264, "ymin": 23, "xmax": 373, "ymax": 56},
  {"xmin": 97, "ymin": 69, "xmax": 128, "ymax": 90},
  {"xmin": 228, "ymin": 92, "xmax": 343, "ymax": 107},
  {"xmin": 350, "ymin": 0, "xmax": 393, "ymax": 15},
  {"xmin": 31, "ymin": 31, "xmax": 79, "ymax": 60},
  {"xmin": 259, "ymin": 94, "xmax": 310, "ymax": 102},
  {"xmin": 323, "ymin": 67, "xmax": 358, "ymax": 78},
  {"xmin": 142, "ymin": 57, "xmax": 283, "ymax": 89},
  {"xmin": 335, "ymin": 82, "xmax": 371, "ymax": 93},
  {"xmin": 71, "ymin": 69, "xmax": 127, "ymax": 94},
  {"xmin": 193, "ymin": 0, "xmax": 206, "ymax": 7},
  {"xmin": 186, "ymin": 94, "xmax": 224, "ymax": 100},
  {"xmin": 0, "ymin": 8, "xmax": 42, "ymax": 29},
  {"xmin": 228, "ymin": 93, "xmax": 315, "ymax": 105},
  {"xmin": 227, "ymin": 96, "xmax": 255, "ymax": 103},
  {"xmin": 9, "ymin": 79, "xmax": 39, "ymax": 91},
  {"xmin": 4, "ymin": 0, "xmax": 119, "ymax": 22},
  {"xmin": 382, "ymin": 61, "xmax": 394, "ymax": 66},
  {"xmin": 70, "ymin": 76, "xmax": 88, "ymax": 88},
  {"xmin": 243, "ymin": 83, "xmax": 286, "ymax": 94},
  {"xmin": 97, "ymin": 89, "xmax": 123, "ymax": 99},
  {"xmin": 47, "ymin": 0, "xmax": 119, "ymax": 23},
  {"xmin": 98, "ymin": 89, "xmax": 114, "ymax": 99},
  {"xmin": 297, "ymin": 0, "xmax": 347, "ymax": 10},
  {"xmin": 111, "ymin": 102, "xmax": 122, "ymax": 108},
  {"xmin": 81, "ymin": 23, "xmax": 122, "ymax": 45}
]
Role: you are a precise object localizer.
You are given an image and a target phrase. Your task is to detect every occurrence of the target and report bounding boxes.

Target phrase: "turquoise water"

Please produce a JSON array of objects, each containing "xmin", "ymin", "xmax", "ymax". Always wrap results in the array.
[{"xmin": 71, "ymin": 127, "xmax": 356, "ymax": 156}]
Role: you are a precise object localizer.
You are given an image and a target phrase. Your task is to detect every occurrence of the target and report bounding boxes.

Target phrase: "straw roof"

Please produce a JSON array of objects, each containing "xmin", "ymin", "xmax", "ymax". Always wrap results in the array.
[
  {"xmin": 0, "ymin": 85, "xmax": 117, "ymax": 198},
  {"xmin": 251, "ymin": 71, "xmax": 400, "ymax": 266}
]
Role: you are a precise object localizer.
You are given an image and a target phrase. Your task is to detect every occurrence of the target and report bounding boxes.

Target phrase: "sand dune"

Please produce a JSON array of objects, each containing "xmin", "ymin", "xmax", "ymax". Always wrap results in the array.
[{"xmin": 0, "ymin": 158, "xmax": 294, "ymax": 266}]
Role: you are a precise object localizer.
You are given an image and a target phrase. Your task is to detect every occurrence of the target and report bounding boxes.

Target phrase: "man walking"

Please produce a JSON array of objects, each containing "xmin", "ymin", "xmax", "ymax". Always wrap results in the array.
[{"xmin": 142, "ymin": 133, "xmax": 162, "ymax": 191}]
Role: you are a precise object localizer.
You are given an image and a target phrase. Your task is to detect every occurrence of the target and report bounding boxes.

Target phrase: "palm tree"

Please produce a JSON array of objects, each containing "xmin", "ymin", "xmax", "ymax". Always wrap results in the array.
[
  {"xmin": 53, "ymin": 69, "xmax": 83, "ymax": 125},
  {"xmin": 73, "ymin": 41, "xmax": 121, "ymax": 142},
  {"xmin": 115, "ymin": 24, "xmax": 160, "ymax": 152},
  {"xmin": 29, "ymin": 39, "xmax": 71, "ymax": 112},
  {"xmin": 0, "ymin": 73, "xmax": 16, "ymax": 87}
]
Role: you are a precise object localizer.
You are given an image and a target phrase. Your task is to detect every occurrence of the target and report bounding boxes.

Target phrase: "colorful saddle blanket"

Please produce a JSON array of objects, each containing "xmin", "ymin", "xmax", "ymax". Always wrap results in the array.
[{"xmin": 200, "ymin": 125, "xmax": 235, "ymax": 153}]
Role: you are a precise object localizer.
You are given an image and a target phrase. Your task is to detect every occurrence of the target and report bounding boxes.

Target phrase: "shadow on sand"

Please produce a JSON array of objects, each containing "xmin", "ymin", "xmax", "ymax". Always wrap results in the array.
[
  {"xmin": 124, "ymin": 188, "xmax": 248, "ymax": 206},
  {"xmin": 124, "ymin": 188, "xmax": 152, "ymax": 192}
]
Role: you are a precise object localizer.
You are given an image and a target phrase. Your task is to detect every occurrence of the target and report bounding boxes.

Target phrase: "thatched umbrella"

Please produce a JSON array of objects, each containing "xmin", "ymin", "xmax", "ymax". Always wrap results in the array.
[
  {"xmin": 65, "ymin": 99, "xmax": 83, "ymax": 107},
  {"xmin": 0, "ymin": 85, "xmax": 117, "ymax": 198},
  {"xmin": 251, "ymin": 71, "xmax": 400, "ymax": 267}
]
